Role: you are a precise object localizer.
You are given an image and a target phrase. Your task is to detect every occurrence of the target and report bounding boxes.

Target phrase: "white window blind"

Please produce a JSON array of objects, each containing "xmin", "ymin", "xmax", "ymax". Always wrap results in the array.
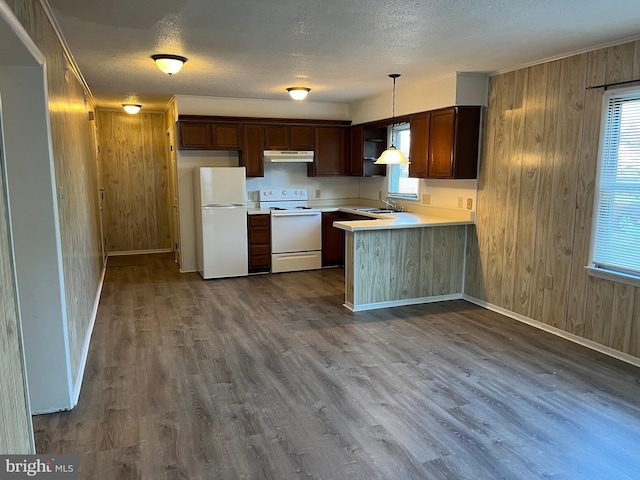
[
  {"xmin": 591, "ymin": 88, "xmax": 640, "ymax": 279},
  {"xmin": 388, "ymin": 125, "xmax": 418, "ymax": 198}
]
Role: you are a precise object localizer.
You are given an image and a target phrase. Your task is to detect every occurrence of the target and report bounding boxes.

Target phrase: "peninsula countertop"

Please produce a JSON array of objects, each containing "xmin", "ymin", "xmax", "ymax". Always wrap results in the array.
[{"xmin": 332, "ymin": 207, "xmax": 474, "ymax": 231}]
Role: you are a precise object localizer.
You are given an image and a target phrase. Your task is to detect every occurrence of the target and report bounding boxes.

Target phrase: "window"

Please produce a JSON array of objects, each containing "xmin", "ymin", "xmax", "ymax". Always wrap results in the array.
[
  {"xmin": 589, "ymin": 87, "xmax": 640, "ymax": 286},
  {"xmin": 387, "ymin": 123, "xmax": 418, "ymax": 198}
]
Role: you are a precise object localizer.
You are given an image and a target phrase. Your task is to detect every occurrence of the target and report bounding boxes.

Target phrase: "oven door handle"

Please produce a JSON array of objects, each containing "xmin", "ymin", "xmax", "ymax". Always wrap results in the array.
[{"xmin": 271, "ymin": 211, "xmax": 320, "ymax": 217}]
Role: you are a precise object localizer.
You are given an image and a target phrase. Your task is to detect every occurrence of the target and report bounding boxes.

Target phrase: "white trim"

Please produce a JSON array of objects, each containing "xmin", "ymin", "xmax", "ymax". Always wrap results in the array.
[
  {"xmin": 463, "ymin": 295, "xmax": 640, "ymax": 369},
  {"xmin": 0, "ymin": 1, "xmax": 45, "ymax": 66},
  {"xmin": 72, "ymin": 265, "xmax": 106, "ymax": 406},
  {"xmin": 107, "ymin": 248, "xmax": 172, "ymax": 256},
  {"xmin": 585, "ymin": 266, "xmax": 640, "ymax": 288},
  {"xmin": 345, "ymin": 293, "xmax": 463, "ymax": 312}
]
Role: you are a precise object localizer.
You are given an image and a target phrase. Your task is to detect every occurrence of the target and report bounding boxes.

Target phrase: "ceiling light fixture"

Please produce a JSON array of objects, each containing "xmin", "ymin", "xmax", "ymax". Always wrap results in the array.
[
  {"xmin": 122, "ymin": 104, "xmax": 142, "ymax": 114},
  {"xmin": 375, "ymin": 74, "xmax": 409, "ymax": 165},
  {"xmin": 151, "ymin": 54, "xmax": 188, "ymax": 75},
  {"xmin": 287, "ymin": 87, "xmax": 311, "ymax": 101}
]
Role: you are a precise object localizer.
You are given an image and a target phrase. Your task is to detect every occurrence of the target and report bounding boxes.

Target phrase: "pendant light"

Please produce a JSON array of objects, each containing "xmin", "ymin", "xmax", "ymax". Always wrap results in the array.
[
  {"xmin": 375, "ymin": 73, "xmax": 409, "ymax": 165},
  {"xmin": 151, "ymin": 54, "xmax": 188, "ymax": 75}
]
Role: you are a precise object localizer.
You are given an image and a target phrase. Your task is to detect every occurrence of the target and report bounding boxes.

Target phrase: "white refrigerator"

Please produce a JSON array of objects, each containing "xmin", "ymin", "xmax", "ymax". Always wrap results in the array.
[{"xmin": 194, "ymin": 167, "xmax": 248, "ymax": 279}]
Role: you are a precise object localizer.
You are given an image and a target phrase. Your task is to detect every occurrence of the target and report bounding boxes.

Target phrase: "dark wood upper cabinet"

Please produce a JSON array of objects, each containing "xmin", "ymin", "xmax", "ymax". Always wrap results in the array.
[
  {"xmin": 308, "ymin": 126, "xmax": 348, "ymax": 176},
  {"xmin": 348, "ymin": 125, "xmax": 387, "ymax": 177},
  {"xmin": 289, "ymin": 126, "xmax": 315, "ymax": 150},
  {"xmin": 212, "ymin": 123, "xmax": 242, "ymax": 149},
  {"xmin": 409, "ymin": 106, "xmax": 481, "ymax": 179},
  {"xmin": 349, "ymin": 126, "xmax": 364, "ymax": 176},
  {"xmin": 178, "ymin": 122, "xmax": 213, "ymax": 149},
  {"xmin": 263, "ymin": 125, "xmax": 290, "ymax": 149},
  {"xmin": 241, "ymin": 125, "xmax": 264, "ymax": 177},
  {"xmin": 409, "ymin": 112, "xmax": 430, "ymax": 178}
]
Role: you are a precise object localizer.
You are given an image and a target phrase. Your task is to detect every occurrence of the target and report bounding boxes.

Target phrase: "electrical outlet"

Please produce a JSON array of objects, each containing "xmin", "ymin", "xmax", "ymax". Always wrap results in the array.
[
  {"xmin": 545, "ymin": 275, "xmax": 554, "ymax": 289},
  {"xmin": 466, "ymin": 198, "xmax": 473, "ymax": 210},
  {"xmin": 422, "ymin": 194, "xmax": 431, "ymax": 205},
  {"xmin": 457, "ymin": 197, "xmax": 463, "ymax": 208},
  {"xmin": 315, "ymin": 189, "xmax": 321, "ymax": 199}
]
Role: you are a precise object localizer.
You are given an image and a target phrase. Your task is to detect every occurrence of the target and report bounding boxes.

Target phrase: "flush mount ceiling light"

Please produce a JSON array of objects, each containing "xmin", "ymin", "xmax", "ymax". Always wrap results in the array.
[
  {"xmin": 122, "ymin": 104, "xmax": 142, "ymax": 114},
  {"xmin": 287, "ymin": 87, "xmax": 311, "ymax": 101},
  {"xmin": 375, "ymin": 74, "xmax": 410, "ymax": 165},
  {"xmin": 151, "ymin": 54, "xmax": 188, "ymax": 75}
]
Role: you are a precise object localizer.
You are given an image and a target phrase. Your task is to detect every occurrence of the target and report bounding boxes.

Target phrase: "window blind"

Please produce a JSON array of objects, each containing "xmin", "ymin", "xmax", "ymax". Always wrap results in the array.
[{"xmin": 592, "ymin": 90, "xmax": 640, "ymax": 277}]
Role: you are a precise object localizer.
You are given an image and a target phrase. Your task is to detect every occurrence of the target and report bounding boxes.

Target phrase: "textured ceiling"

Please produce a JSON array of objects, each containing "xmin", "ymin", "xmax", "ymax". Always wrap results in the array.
[{"xmin": 46, "ymin": 0, "xmax": 640, "ymax": 112}]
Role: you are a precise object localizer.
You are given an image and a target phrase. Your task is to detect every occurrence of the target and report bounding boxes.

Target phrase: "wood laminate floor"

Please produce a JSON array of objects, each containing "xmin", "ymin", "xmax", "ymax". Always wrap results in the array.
[{"xmin": 33, "ymin": 253, "xmax": 640, "ymax": 479}]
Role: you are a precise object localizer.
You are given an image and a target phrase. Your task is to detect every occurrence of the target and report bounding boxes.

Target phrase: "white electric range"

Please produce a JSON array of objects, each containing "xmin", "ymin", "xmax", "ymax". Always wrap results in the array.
[{"xmin": 258, "ymin": 188, "xmax": 322, "ymax": 273}]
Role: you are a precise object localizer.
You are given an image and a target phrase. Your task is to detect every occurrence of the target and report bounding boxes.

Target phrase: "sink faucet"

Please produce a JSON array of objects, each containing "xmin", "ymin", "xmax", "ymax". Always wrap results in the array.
[{"xmin": 381, "ymin": 198, "xmax": 399, "ymax": 211}]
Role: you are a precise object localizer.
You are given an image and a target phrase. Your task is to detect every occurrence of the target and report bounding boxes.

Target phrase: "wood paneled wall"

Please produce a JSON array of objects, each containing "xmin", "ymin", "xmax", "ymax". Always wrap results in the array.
[
  {"xmin": 0, "ymin": 146, "xmax": 33, "ymax": 452},
  {"xmin": 466, "ymin": 40, "xmax": 640, "ymax": 359},
  {"xmin": 7, "ymin": 1, "xmax": 103, "ymax": 392},
  {"xmin": 346, "ymin": 225, "xmax": 466, "ymax": 309},
  {"xmin": 97, "ymin": 111, "xmax": 171, "ymax": 253}
]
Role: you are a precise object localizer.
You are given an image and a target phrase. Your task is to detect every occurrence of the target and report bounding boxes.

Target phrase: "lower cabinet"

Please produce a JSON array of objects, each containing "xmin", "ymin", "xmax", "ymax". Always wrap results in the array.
[
  {"xmin": 322, "ymin": 211, "xmax": 371, "ymax": 266},
  {"xmin": 247, "ymin": 214, "xmax": 270, "ymax": 272}
]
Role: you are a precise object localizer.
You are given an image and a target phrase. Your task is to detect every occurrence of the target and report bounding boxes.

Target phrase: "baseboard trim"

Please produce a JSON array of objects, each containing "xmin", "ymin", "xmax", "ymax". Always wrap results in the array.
[
  {"xmin": 346, "ymin": 293, "xmax": 463, "ymax": 312},
  {"xmin": 71, "ymin": 265, "xmax": 106, "ymax": 407},
  {"xmin": 107, "ymin": 248, "xmax": 172, "ymax": 256},
  {"xmin": 462, "ymin": 295, "xmax": 640, "ymax": 369}
]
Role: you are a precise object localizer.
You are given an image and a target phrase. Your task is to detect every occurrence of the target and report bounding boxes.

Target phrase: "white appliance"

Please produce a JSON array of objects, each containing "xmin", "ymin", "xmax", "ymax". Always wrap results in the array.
[
  {"xmin": 263, "ymin": 150, "xmax": 314, "ymax": 163},
  {"xmin": 194, "ymin": 167, "xmax": 248, "ymax": 279},
  {"xmin": 259, "ymin": 188, "xmax": 322, "ymax": 273}
]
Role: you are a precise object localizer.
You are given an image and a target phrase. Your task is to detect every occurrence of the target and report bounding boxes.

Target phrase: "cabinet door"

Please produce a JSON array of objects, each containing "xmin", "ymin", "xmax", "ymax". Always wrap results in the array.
[
  {"xmin": 309, "ymin": 127, "xmax": 347, "ymax": 176},
  {"xmin": 450, "ymin": 106, "xmax": 481, "ymax": 179},
  {"xmin": 409, "ymin": 112, "xmax": 429, "ymax": 178},
  {"xmin": 349, "ymin": 126, "xmax": 364, "ymax": 176},
  {"xmin": 290, "ymin": 126, "xmax": 315, "ymax": 150},
  {"xmin": 322, "ymin": 212, "xmax": 347, "ymax": 266},
  {"xmin": 264, "ymin": 125, "xmax": 290, "ymax": 149},
  {"xmin": 241, "ymin": 125, "xmax": 264, "ymax": 177},
  {"xmin": 178, "ymin": 122, "xmax": 213, "ymax": 149},
  {"xmin": 247, "ymin": 214, "xmax": 271, "ymax": 272},
  {"xmin": 428, "ymin": 108, "xmax": 456, "ymax": 178},
  {"xmin": 212, "ymin": 123, "xmax": 242, "ymax": 149}
]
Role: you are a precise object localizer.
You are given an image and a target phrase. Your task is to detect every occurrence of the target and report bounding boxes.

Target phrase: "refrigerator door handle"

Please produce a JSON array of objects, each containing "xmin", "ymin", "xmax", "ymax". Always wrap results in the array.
[{"xmin": 203, "ymin": 203, "xmax": 246, "ymax": 208}]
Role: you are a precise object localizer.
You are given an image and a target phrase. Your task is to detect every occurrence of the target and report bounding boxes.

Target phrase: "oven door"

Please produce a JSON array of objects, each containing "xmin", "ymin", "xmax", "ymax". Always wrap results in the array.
[
  {"xmin": 270, "ymin": 210, "xmax": 322, "ymax": 273},
  {"xmin": 271, "ymin": 210, "xmax": 322, "ymax": 253}
]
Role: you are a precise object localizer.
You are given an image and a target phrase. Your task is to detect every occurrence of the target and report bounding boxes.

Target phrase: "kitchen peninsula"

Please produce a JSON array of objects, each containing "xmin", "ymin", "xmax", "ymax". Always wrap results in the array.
[{"xmin": 334, "ymin": 209, "xmax": 473, "ymax": 311}]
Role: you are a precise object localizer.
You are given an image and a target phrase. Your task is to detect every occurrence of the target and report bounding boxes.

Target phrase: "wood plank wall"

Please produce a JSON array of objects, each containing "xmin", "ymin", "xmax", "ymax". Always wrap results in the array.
[
  {"xmin": 466, "ymin": 40, "xmax": 640, "ymax": 359},
  {"xmin": 7, "ymin": 1, "xmax": 103, "ymax": 388},
  {"xmin": 97, "ymin": 111, "xmax": 171, "ymax": 253},
  {"xmin": 0, "ymin": 144, "xmax": 33, "ymax": 453}
]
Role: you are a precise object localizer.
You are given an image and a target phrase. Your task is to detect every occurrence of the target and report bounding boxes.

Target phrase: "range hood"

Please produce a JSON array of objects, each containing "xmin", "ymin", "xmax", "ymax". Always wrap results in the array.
[{"xmin": 263, "ymin": 150, "xmax": 314, "ymax": 163}]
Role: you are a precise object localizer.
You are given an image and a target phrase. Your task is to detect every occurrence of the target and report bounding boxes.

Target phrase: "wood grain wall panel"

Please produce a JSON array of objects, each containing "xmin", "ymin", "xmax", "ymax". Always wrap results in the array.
[
  {"xmin": 345, "ymin": 232, "xmax": 354, "ymax": 305},
  {"xmin": 432, "ymin": 227, "xmax": 453, "ymax": 296},
  {"xmin": 365, "ymin": 230, "xmax": 391, "ymax": 304},
  {"xmin": 97, "ymin": 111, "xmax": 171, "ymax": 253},
  {"xmin": 501, "ymin": 68, "xmax": 528, "ymax": 310},
  {"xmin": 608, "ymin": 284, "xmax": 635, "ymax": 352},
  {"xmin": 450, "ymin": 225, "xmax": 465, "ymax": 294},
  {"xmin": 0, "ymin": 151, "xmax": 33, "ymax": 453},
  {"xmin": 566, "ymin": 49, "xmax": 607, "ymax": 337},
  {"xmin": 8, "ymin": 0, "xmax": 104, "ymax": 383},
  {"xmin": 420, "ymin": 227, "xmax": 435, "ymax": 297},
  {"xmin": 530, "ymin": 60, "xmax": 561, "ymax": 323},
  {"xmin": 542, "ymin": 54, "xmax": 587, "ymax": 330},
  {"xmin": 466, "ymin": 39, "xmax": 640, "ymax": 360},
  {"xmin": 513, "ymin": 64, "xmax": 547, "ymax": 318}
]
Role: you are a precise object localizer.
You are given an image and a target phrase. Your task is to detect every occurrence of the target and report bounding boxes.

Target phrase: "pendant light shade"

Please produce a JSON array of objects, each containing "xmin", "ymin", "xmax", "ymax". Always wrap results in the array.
[
  {"xmin": 122, "ymin": 104, "xmax": 142, "ymax": 114},
  {"xmin": 375, "ymin": 74, "xmax": 409, "ymax": 165},
  {"xmin": 287, "ymin": 87, "xmax": 311, "ymax": 100},
  {"xmin": 151, "ymin": 54, "xmax": 188, "ymax": 75}
]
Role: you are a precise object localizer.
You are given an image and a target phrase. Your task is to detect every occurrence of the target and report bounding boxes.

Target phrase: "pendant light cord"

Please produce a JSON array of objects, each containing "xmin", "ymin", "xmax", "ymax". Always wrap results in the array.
[{"xmin": 389, "ymin": 73, "xmax": 400, "ymax": 126}]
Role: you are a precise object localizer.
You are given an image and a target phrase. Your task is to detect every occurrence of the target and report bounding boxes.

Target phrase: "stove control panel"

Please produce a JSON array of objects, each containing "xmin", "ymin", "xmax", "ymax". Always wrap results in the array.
[{"xmin": 259, "ymin": 188, "xmax": 308, "ymax": 201}]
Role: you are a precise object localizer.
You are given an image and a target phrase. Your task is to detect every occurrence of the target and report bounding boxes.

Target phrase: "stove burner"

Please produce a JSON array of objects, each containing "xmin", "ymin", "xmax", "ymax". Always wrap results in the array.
[{"xmin": 269, "ymin": 207, "xmax": 287, "ymax": 211}]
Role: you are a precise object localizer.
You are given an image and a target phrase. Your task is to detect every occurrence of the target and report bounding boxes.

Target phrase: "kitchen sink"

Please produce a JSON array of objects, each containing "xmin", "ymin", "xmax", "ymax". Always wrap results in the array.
[{"xmin": 353, "ymin": 207, "xmax": 394, "ymax": 214}]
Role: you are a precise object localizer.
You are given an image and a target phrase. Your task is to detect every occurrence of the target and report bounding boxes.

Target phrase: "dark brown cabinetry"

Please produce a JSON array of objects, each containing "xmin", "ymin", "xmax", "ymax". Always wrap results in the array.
[
  {"xmin": 179, "ymin": 122, "xmax": 212, "ymax": 149},
  {"xmin": 241, "ymin": 125, "xmax": 264, "ymax": 177},
  {"xmin": 212, "ymin": 123, "xmax": 242, "ymax": 149},
  {"xmin": 409, "ymin": 106, "xmax": 481, "ymax": 179},
  {"xmin": 349, "ymin": 126, "xmax": 387, "ymax": 177},
  {"xmin": 264, "ymin": 125, "xmax": 315, "ymax": 150},
  {"xmin": 322, "ymin": 211, "xmax": 372, "ymax": 266},
  {"xmin": 247, "ymin": 214, "xmax": 271, "ymax": 273},
  {"xmin": 308, "ymin": 126, "xmax": 348, "ymax": 176}
]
